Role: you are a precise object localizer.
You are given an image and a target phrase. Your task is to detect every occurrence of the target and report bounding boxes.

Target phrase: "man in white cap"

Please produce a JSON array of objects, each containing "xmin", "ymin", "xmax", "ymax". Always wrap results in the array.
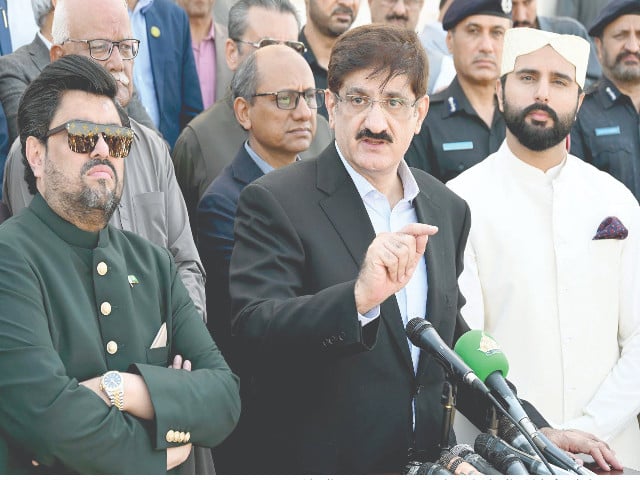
[{"xmin": 448, "ymin": 27, "xmax": 639, "ymax": 470}]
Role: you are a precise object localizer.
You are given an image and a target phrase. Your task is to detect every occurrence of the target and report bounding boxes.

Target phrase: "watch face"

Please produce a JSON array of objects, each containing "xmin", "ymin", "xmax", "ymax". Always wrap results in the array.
[{"xmin": 103, "ymin": 371, "xmax": 122, "ymax": 389}]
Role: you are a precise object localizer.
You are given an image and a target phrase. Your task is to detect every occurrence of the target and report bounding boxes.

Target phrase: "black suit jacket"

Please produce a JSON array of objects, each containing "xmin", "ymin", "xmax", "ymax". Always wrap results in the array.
[
  {"xmin": 197, "ymin": 145, "xmax": 263, "ymax": 367},
  {"xmin": 229, "ymin": 143, "xmax": 486, "ymax": 473}
]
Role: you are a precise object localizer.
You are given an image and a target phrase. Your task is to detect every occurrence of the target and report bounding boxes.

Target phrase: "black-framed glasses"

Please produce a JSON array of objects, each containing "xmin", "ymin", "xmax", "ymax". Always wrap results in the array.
[
  {"xmin": 63, "ymin": 38, "xmax": 140, "ymax": 61},
  {"xmin": 334, "ymin": 93, "xmax": 419, "ymax": 118},
  {"xmin": 252, "ymin": 89, "xmax": 325, "ymax": 110},
  {"xmin": 44, "ymin": 120, "xmax": 135, "ymax": 158},
  {"xmin": 231, "ymin": 37, "xmax": 307, "ymax": 55}
]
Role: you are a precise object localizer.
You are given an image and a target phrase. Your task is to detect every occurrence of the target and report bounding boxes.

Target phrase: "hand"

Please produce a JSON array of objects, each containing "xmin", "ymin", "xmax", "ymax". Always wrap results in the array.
[
  {"xmin": 540, "ymin": 427, "xmax": 623, "ymax": 472},
  {"xmin": 79, "ymin": 376, "xmax": 110, "ymax": 406},
  {"xmin": 168, "ymin": 354, "xmax": 191, "ymax": 371},
  {"xmin": 354, "ymin": 223, "xmax": 438, "ymax": 314},
  {"xmin": 166, "ymin": 443, "xmax": 192, "ymax": 470}
]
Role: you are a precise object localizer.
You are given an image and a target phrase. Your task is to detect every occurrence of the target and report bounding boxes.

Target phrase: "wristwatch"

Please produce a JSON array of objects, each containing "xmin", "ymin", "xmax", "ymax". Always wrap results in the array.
[{"xmin": 100, "ymin": 370, "xmax": 125, "ymax": 410}]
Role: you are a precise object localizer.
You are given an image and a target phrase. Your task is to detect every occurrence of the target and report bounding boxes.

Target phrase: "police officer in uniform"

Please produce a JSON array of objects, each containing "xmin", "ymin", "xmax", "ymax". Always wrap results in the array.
[
  {"xmin": 404, "ymin": 0, "xmax": 511, "ymax": 181},
  {"xmin": 570, "ymin": 0, "xmax": 640, "ymax": 201}
]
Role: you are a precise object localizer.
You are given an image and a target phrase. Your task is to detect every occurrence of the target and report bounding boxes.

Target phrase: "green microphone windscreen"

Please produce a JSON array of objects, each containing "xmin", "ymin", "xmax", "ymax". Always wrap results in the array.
[{"xmin": 454, "ymin": 330, "xmax": 509, "ymax": 382}]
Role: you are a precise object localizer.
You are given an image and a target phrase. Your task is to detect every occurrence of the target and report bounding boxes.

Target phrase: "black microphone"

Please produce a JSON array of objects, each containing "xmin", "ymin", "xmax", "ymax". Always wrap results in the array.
[
  {"xmin": 405, "ymin": 318, "xmax": 490, "ymax": 395},
  {"xmin": 474, "ymin": 433, "xmax": 529, "ymax": 475},
  {"xmin": 449, "ymin": 444, "xmax": 502, "ymax": 475},
  {"xmin": 491, "ymin": 434, "xmax": 572, "ymax": 475},
  {"xmin": 403, "ymin": 460, "xmax": 451, "ymax": 475},
  {"xmin": 436, "ymin": 451, "xmax": 482, "ymax": 475},
  {"xmin": 498, "ymin": 414, "xmax": 539, "ymax": 457},
  {"xmin": 455, "ymin": 331, "xmax": 591, "ymax": 475}
]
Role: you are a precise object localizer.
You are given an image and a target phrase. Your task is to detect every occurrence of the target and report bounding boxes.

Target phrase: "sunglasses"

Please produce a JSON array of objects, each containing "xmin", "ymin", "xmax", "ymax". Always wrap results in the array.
[
  {"xmin": 231, "ymin": 37, "xmax": 307, "ymax": 55},
  {"xmin": 44, "ymin": 120, "xmax": 135, "ymax": 158}
]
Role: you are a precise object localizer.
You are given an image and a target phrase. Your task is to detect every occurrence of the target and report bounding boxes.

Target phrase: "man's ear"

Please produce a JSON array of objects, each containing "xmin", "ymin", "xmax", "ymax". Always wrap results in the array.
[
  {"xmin": 233, "ymin": 96, "xmax": 252, "ymax": 130},
  {"xmin": 50, "ymin": 44, "xmax": 64, "ymax": 62},
  {"xmin": 495, "ymin": 77, "xmax": 504, "ymax": 113},
  {"xmin": 25, "ymin": 136, "xmax": 46, "ymax": 181},
  {"xmin": 325, "ymin": 90, "xmax": 336, "ymax": 130},
  {"xmin": 226, "ymin": 38, "xmax": 240, "ymax": 70}
]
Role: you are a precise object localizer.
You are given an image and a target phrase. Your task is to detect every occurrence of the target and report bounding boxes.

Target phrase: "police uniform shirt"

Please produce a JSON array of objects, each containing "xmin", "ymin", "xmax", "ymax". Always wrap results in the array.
[
  {"xmin": 404, "ymin": 76, "xmax": 506, "ymax": 182},
  {"xmin": 570, "ymin": 77, "xmax": 640, "ymax": 201}
]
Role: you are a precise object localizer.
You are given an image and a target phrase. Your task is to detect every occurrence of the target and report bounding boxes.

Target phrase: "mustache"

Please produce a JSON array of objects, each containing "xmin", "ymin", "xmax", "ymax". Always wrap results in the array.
[
  {"xmin": 513, "ymin": 21, "xmax": 535, "ymax": 28},
  {"xmin": 81, "ymin": 157, "xmax": 118, "ymax": 179},
  {"xmin": 112, "ymin": 71, "xmax": 130, "ymax": 86},
  {"xmin": 615, "ymin": 50, "xmax": 640, "ymax": 64},
  {"xmin": 331, "ymin": 5, "xmax": 354, "ymax": 17},
  {"xmin": 521, "ymin": 102, "xmax": 559, "ymax": 123},
  {"xmin": 356, "ymin": 128, "xmax": 393, "ymax": 143},
  {"xmin": 386, "ymin": 14, "xmax": 409, "ymax": 22}
]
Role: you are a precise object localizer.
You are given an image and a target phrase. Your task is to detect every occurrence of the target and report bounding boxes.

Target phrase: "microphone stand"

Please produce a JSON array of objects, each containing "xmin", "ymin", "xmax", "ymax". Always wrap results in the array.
[{"xmin": 438, "ymin": 376, "xmax": 456, "ymax": 455}]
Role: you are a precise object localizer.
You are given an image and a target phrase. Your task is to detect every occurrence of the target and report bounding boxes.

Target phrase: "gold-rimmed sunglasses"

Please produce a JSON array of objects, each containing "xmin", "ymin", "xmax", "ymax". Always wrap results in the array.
[{"xmin": 44, "ymin": 120, "xmax": 135, "ymax": 158}]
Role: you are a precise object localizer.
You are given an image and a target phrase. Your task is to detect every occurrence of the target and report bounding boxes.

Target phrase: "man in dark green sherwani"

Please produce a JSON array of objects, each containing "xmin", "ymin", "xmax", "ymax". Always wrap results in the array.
[{"xmin": 0, "ymin": 55, "xmax": 240, "ymax": 474}]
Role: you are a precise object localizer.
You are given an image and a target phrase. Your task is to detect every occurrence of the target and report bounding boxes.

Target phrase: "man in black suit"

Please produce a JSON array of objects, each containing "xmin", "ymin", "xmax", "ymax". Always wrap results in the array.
[{"xmin": 229, "ymin": 24, "xmax": 613, "ymax": 474}]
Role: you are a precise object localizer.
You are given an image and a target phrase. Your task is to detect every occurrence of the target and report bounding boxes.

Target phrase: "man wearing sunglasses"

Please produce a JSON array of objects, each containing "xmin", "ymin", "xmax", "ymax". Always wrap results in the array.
[
  {"xmin": 2, "ymin": 0, "xmax": 207, "ymax": 323},
  {"xmin": 0, "ymin": 54, "xmax": 240, "ymax": 474},
  {"xmin": 172, "ymin": 0, "xmax": 332, "ymax": 234},
  {"xmin": 196, "ymin": 44, "xmax": 320, "ymax": 472}
]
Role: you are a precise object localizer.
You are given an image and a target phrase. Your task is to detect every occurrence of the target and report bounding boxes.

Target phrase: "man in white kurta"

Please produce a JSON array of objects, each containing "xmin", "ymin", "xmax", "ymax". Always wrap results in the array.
[{"xmin": 448, "ymin": 27, "xmax": 640, "ymax": 470}]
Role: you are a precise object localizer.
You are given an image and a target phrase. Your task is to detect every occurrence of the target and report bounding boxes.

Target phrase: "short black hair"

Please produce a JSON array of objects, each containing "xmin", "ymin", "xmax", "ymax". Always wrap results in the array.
[{"xmin": 17, "ymin": 54, "xmax": 122, "ymax": 194}]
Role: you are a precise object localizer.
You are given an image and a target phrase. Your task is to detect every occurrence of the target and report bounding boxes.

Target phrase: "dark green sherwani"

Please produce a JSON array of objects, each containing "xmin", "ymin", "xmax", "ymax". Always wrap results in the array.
[{"xmin": 0, "ymin": 194, "xmax": 240, "ymax": 474}]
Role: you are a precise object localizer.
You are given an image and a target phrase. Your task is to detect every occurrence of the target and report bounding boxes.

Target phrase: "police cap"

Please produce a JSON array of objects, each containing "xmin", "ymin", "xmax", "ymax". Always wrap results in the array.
[
  {"xmin": 442, "ymin": 0, "xmax": 513, "ymax": 31},
  {"xmin": 588, "ymin": 0, "xmax": 640, "ymax": 37}
]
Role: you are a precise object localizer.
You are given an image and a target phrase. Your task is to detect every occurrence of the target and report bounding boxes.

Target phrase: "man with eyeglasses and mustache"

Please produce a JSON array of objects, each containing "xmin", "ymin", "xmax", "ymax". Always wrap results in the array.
[
  {"xmin": 0, "ymin": 54, "xmax": 240, "ymax": 475},
  {"xmin": 299, "ymin": 0, "xmax": 360, "ymax": 118},
  {"xmin": 448, "ymin": 27, "xmax": 638, "ymax": 470},
  {"xmin": 2, "ymin": 0, "xmax": 207, "ymax": 325},
  {"xmin": 196, "ymin": 43, "xmax": 322, "ymax": 473},
  {"xmin": 172, "ymin": 0, "xmax": 331, "ymax": 234},
  {"xmin": 571, "ymin": 0, "xmax": 640, "ymax": 203},
  {"xmin": 226, "ymin": 23, "xmax": 609, "ymax": 474}
]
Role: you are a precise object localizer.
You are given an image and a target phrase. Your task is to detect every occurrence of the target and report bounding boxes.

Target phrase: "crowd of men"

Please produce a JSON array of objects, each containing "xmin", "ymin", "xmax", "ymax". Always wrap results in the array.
[{"xmin": 0, "ymin": 0, "xmax": 639, "ymax": 474}]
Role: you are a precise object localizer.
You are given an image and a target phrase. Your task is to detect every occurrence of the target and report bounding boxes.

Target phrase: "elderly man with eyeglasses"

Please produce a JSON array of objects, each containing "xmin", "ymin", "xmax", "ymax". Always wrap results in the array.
[
  {"xmin": 2, "ymin": 0, "xmax": 208, "ymax": 329},
  {"xmin": 0, "ymin": 54, "xmax": 240, "ymax": 475},
  {"xmin": 172, "ymin": 0, "xmax": 332, "ymax": 237},
  {"xmin": 195, "ymin": 43, "xmax": 321, "ymax": 473}
]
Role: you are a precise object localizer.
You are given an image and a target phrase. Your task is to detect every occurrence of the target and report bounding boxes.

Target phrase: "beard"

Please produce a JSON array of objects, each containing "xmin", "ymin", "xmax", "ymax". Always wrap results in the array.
[
  {"xmin": 605, "ymin": 49, "xmax": 640, "ymax": 83},
  {"xmin": 502, "ymin": 98, "xmax": 576, "ymax": 152},
  {"xmin": 44, "ymin": 156, "xmax": 122, "ymax": 226}
]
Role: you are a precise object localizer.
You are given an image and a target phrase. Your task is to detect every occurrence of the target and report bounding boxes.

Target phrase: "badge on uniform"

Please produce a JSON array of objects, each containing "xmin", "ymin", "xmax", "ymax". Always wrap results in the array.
[
  {"xmin": 128, "ymin": 274, "xmax": 139, "ymax": 287},
  {"xmin": 594, "ymin": 126, "xmax": 621, "ymax": 137},
  {"xmin": 443, "ymin": 141, "xmax": 474, "ymax": 151}
]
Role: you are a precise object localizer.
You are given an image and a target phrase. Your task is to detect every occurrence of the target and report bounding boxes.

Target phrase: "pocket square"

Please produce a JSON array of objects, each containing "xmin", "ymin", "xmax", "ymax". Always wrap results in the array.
[
  {"xmin": 150, "ymin": 323, "xmax": 167, "ymax": 349},
  {"xmin": 593, "ymin": 216, "xmax": 628, "ymax": 240}
]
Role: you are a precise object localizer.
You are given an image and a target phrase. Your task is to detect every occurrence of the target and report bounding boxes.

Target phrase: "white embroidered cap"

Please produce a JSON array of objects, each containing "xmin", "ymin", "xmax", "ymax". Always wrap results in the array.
[{"xmin": 501, "ymin": 27, "xmax": 590, "ymax": 89}]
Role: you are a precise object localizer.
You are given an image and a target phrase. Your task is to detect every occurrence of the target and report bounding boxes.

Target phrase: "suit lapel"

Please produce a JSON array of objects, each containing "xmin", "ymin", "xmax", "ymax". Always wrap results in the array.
[
  {"xmin": 232, "ymin": 146, "xmax": 265, "ymax": 187},
  {"xmin": 317, "ymin": 145, "xmax": 414, "ymax": 372},
  {"xmin": 30, "ymin": 35, "xmax": 50, "ymax": 74},
  {"xmin": 144, "ymin": 8, "xmax": 164, "ymax": 115}
]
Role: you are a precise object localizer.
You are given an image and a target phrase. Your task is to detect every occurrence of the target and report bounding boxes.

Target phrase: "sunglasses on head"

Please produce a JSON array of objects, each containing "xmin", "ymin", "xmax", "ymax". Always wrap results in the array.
[
  {"xmin": 44, "ymin": 120, "xmax": 135, "ymax": 158},
  {"xmin": 232, "ymin": 37, "xmax": 307, "ymax": 55}
]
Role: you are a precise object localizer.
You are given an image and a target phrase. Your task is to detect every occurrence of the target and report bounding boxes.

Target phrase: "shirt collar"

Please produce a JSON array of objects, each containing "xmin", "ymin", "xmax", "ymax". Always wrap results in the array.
[
  {"xmin": 37, "ymin": 31, "xmax": 52, "ymax": 50},
  {"xmin": 131, "ymin": 0, "xmax": 154, "ymax": 14},
  {"xmin": 244, "ymin": 141, "xmax": 275, "ymax": 175},
  {"xmin": 335, "ymin": 141, "xmax": 419, "ymax": 203}
]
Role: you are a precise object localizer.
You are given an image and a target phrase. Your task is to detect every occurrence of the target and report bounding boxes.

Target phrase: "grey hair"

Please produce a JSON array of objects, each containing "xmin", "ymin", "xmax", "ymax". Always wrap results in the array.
[
  {"xmin": 231, "ymin": 49, "xmax": 259, "ymax": 103},
  {"xmin": 31, "ymin": 0, "xmax": 53, "ymax": 29},
  {"xmin": 52, "ymin": 0, "xmax": 128, "ymax": 44},
  {"xmin": 228, "ymin": 0, "xmax": 300, "ymax": 40}
]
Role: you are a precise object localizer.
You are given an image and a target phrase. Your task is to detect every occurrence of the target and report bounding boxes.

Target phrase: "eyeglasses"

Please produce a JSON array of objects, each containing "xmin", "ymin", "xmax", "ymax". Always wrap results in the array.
[
  {"xmin": 44, "ymin": 120, "xmax": 135, "ymax": 158},
  {"xmin": 252, "ymin": 89, "xmax": 325, "ymax": 110},
  {"xmin": 334, "ymin": 93, "xmax": 419, "ymax": 118},
  {"xmin": 231, "ymin": 37, "xmax": 307, "ymax": 55},
  {"xmin": 63, "ymin": 38, "xmax": 140, "ymax": 61}
]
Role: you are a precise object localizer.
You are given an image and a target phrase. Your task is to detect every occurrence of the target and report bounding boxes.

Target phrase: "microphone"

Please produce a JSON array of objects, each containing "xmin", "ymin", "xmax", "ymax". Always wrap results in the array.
[
  {"xmin": 405, "ymin": 318, "xmax": 490, "ymax": 395},
  {"xmin": 455, "ymin": 331, "xmax": 591, "ymax": 475},
  {"xmin": 403, "ymin": 460, "xmax": 451, "ymax": 475},
  {"xmin": 498, "ymin": 414, "xmax": 539, "ymax": 457},
  {"xmin": 489, "ymin": 433, "xmax": 572, "ymax": 475},
  {"xmin": 449, "ymin": 444, "xmax": 502, "ymax": 475},
  {"xmin": 436, "ymin": 451, "xmax": 483, "ymax": 475},
  {"xmin": 474, "ymin": 433, "xmax": 529, "ymax": 475}
]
